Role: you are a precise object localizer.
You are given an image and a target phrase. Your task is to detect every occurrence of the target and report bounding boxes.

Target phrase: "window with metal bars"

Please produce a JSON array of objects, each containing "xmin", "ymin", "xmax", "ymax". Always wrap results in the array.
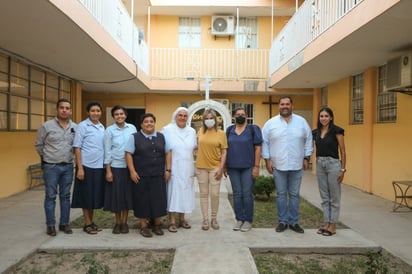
[
  {"xmin": 351, "ymin": 73, "xmax": 364, "ymax": 124},
  {"xmin": 377, "ymin": 65, "xmax": 397, "ymax": 123}
]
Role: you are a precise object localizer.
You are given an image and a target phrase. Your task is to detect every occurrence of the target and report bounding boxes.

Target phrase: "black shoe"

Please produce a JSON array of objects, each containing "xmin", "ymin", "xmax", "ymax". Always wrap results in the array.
[
  {"xmin": 289, "ymin": 223, "xmax": 304, "ymax": 233},
  {"xmin": 275, "ymin": 223, "xmax": 288, "ymax": 232},
  {"xmin": 59, "ymin": 224, "xmax": 73, "ymax": 234},
  {"xmin": 112, "ymin": 224, "xmax": 121, "ymax": 234},
  {"xmin": 152, "ymin": 225, "xmax": 164, "ymax": 236},
  {"xmin": 47, "ymin": 226, "xmax": 57, "ymax": 236}
]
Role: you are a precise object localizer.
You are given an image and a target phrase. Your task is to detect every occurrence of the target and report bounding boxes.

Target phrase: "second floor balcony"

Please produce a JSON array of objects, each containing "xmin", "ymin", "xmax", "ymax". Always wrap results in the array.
[{"xmin": 1, "ymin": 0, "xmax": 411, "ymax": 94}]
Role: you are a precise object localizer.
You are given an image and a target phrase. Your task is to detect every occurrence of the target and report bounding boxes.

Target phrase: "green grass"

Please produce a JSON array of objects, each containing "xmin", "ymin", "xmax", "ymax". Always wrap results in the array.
[
  {"xmin": 67, "ymin": 194, "xmax": 409, "ymax": 274},
  {"xmin": 230, "ymin": 194, "xmax": 346, "ymax": 229}
]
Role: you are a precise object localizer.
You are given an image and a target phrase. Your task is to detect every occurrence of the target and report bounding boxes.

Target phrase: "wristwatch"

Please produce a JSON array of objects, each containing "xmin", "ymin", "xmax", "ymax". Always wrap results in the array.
[{"xmin": 340, "ymin": 168, "xmax": 346, "ymax": 172}]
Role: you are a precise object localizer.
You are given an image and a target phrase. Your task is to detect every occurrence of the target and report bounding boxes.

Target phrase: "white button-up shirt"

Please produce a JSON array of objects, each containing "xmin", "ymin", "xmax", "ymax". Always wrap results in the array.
[{"xmin": 262, "ymin": 113, "xmax": 313, "ymax": 171}]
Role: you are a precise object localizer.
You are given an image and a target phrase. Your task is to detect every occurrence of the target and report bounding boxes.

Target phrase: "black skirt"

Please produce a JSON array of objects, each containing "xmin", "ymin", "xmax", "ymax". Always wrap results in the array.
[
  {"xmin": 71, "ymin": 166, "xmax": 105, "ymax": 209},
  {"xmin": 132, "ymin": 176, "xmax": 167, "ymax": 219},
  {"xmin": 103, "ymin": 167, "xmax": 133, "ymax": 213}
]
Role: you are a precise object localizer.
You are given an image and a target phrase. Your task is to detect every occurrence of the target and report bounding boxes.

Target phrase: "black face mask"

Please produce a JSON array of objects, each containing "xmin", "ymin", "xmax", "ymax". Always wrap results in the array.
[{"xmin": 235, "ymin": 116, "xmax": 246, "ymax": 124}]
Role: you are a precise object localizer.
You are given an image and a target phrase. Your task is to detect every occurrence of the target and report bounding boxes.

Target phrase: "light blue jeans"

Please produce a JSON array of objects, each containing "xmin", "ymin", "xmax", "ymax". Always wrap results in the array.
[
  {"xmin": 316, "ymin": 157, "xmax": 341, "ymax": 224},
  {"xmin": 273, "ymin": 169, "xmax": 303, "ymax": 225},
  {"xmin": 227, "ymin": 167, "xmax": 255, "ymax": 223},
  {"xmin": 43, "ymin": 163, "xmax": 73, "ymax": 226}
]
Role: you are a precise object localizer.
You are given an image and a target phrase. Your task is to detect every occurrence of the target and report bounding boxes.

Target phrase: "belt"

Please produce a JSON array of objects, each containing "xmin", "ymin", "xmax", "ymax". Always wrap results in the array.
[{"xmin": 42, "ymin": 161, "xmax": 72, "ymax": 166}]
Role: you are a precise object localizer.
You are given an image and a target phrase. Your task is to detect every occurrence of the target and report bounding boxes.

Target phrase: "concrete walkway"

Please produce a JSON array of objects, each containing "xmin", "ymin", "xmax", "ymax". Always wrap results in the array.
[{"xmin": 0, "ymin": 171, "xmax": 411, "ymax": 273}]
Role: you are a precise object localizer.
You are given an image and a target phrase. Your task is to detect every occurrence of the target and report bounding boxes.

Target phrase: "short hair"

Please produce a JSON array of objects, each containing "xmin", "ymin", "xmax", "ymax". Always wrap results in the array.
[
  {"xmin": 279, "ymin": 95, "xmax": 293, "ymax": 104},
  {"xmin": 111, "ymin": 105, "xmax": 128, "ymax": 118},
  {"xmin": 86, "ymin": 101, "xmax": 102, "ymax": 112},
  {"xmin": 233, "ymin": 107, "xmax": 247, "ymax": 116},
  {"xmin": 140, "ymin": 113, "xmax": 156, "ymax": 124},
  {"xmin": 56, "ymin": 98, "xmax": 71, "ymax": 108}
]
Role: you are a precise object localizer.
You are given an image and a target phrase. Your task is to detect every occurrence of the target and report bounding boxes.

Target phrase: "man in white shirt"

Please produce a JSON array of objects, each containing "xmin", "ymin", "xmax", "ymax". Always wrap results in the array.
[{"xmin": 262, "ymin": 96, "xmax": 313, "ymax": 233}]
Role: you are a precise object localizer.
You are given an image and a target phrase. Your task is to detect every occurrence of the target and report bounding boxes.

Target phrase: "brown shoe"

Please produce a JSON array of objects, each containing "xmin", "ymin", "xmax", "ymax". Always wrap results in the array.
[
  {"xmin": 47, "ymin": 226, "xmax": 56, "ymax": 236},
  {"xmin": 140, "ymin": 227, "xmax": 153, "ymax": 238},
  {"xmin": 58, "ymin": 224, "xmax": 73, "ymax": 234},
  {"xmin": 112, "ymin": 224, "xmax": 121, "ymax": 234},
  {"xmin": 120, "ymin": 223, "xmax": 129, "ymax": 234},
  {"xmin": 152, "ymin": 225, "xmax": 164, "ymax": 236}
]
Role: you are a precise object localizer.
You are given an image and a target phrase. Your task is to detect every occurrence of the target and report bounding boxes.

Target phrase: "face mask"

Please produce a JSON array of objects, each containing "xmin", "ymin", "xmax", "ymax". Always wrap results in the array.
[
  {"xmin": 204, "ymin": 119, "xmax": 215, "ymax": 128},
  {"xmin": 235, "ymin": 116, "xmax": 246, "ymax": 124}
]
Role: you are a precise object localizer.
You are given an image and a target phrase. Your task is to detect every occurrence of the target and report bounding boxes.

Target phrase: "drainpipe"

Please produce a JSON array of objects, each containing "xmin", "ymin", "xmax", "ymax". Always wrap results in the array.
[
  {"xmin": 147, "ymin": 6, "xmax": 151, "ymax": 50},
  {"xmin": 131, "ymin": 0, "xmax": 134, "ymax": 65},
  {"xmin": 271, "ymin": 0, "xmax": 274, "ymax": 42},
  {"xmin": 236, "ymin": 7, "xmax": 239, "ymax": 80}
]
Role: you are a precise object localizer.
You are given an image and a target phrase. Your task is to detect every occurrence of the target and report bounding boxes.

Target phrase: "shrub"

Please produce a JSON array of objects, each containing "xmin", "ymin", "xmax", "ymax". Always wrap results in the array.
[{"xmin": 254, "ymin": 175, "xmax": 275, "ymax": 200}]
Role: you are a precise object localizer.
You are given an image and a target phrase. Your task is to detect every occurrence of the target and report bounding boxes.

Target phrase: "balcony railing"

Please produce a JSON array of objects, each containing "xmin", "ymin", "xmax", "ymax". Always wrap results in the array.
[
  {"xmin": 78, "ymin": 0, "xmax": 269, "ymax": 82},
  {"xmin": 151, "ymin": 48, "xmax": 269, "ymax": 81},
  {"xmin": 78, "ymin": 0, "xmax": 149, "ymax": 75},
  {"xmin": 270, "ymin": 0, "xmax": 365, "ymax": 74}
]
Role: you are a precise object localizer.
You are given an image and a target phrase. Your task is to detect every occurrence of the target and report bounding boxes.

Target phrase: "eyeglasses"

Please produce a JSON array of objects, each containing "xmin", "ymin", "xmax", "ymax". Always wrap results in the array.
[{"xmin": 177, "ymin": 114, "xmax": 188, "ymax": 118}]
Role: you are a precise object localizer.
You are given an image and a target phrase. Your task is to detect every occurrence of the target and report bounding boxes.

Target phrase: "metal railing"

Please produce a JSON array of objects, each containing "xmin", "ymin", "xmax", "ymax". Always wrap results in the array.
[
  {"xmin": 78, "ymin": 0, "xmax": 269, "ymax": 82},
  {"xmin": 78, "ymin": 0, "xmax": 149, "ymax": 75},
  {"xmin": 150, "ymin": 48, "xmax": 269, "ymax": 80},
  {"xmin": 270, "ymin": 0, "xmax": 365, "ymax": 74}
]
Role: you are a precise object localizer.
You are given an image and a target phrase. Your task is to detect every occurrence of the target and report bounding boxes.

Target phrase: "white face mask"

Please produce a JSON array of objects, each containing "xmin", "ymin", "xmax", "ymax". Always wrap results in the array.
[{"xmin": 204, "ymin": 119, "xmax": 215, "ymax": 128}]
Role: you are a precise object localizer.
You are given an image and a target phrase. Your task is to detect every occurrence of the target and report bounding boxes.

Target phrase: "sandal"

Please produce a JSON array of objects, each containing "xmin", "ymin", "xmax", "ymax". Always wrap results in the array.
[
  {"xmin": 91, "ymin": 223, "xmax": 102, "ymax": 232},
  {"xmin": 152, "ymin": 225, "xmax": 164, "ymax": 236},
  {"xmin": 140, "ymin": 227, "xmax": 153, "ymax": 238},
  {"xmin": 168, "ymin": 223, "xmax": 177, "ymax": 233},
  {"xmin": 83, "ymin": 224, "xmax": 98, "ymax": 235},
  {"xmin": 317, "ymin": 228, "xmax": 326, "ymax": 234},
  {"xmin": 322, "ymin": 229, "xmax": 336, "ymax": 236},
  {"xmin": 179, "ymin": 220, "xmax": 191, "ymax": 229}
]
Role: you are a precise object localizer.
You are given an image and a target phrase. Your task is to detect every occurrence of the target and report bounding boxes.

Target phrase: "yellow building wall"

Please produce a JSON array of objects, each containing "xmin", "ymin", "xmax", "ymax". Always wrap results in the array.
[
  {"xmin": 372, "ymin": 93, "xmax": 412, "ymax": 200},
  {"xmin": 0, "ymin": 132, "xmax": 40, "ymax": 197},
  {"xmin": 325, "ymin": 71, "xmax": 412, "ymax": 201},
  {"xmin": 149, "ymin": 15, "xmax": 286, "ymax": 50},
  {"xmin": 151, "ymin": 15, "xmax": 179, "ymax": 47},
  {"xmin": 82, "ymin": 92, "xmax": 313, "ymax": 130}
]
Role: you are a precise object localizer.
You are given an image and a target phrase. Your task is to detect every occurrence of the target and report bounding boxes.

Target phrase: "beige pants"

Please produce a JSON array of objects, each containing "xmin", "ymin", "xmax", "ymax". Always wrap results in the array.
[{"xmin": 196, "ymin": 168, "xmax": 221, "ymax": 221}]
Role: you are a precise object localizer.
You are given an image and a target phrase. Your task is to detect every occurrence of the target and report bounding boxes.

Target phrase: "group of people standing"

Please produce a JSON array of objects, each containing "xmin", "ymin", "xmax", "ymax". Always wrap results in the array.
[{"xmin": 35, "ymin": 95, "xmax": 346, "ymax": 238}]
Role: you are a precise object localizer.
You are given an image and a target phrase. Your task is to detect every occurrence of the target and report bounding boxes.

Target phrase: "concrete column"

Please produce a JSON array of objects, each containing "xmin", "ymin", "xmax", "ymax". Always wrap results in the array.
[{"xmin": 362, "ymin": 67, "xmax": 377, "ymax": 193}]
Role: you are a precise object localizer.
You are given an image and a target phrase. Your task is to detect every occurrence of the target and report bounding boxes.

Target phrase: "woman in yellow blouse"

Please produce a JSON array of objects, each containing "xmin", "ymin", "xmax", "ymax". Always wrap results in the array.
[{"xmin": 195, "ymin": 109, "xmax": 228, "ymax": 231}]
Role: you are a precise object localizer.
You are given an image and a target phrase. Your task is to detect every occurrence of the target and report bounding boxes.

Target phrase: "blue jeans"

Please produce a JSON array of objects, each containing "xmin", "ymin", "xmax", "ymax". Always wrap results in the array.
[
  {"xmin": 273, "ymin": 169, "xmax": 303, "ymax": 225},
  {"xmin": 228, "ymin": 167, "xmax": 255, "ymax": 223},
  {"xmin": 43, "ymin": 163, "xmax": 73, "ymax": 226}
]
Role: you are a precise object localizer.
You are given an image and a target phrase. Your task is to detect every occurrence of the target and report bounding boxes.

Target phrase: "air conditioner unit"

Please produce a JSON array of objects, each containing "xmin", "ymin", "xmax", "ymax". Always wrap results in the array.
[
  {"xmin": 387, "ymin": 52, "xmax": 412, "ymax": 91},
  {"xmin": 211, "ymin": 16, "xmax": 235, "ymax": 36},
  {"xmin": 213, "ymin": 99, "xmax": 230, "ymax": 109}
]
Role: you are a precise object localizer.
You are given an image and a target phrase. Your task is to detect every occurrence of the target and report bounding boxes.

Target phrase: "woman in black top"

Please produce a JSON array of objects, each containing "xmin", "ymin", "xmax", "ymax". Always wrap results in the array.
[{"xmin": 312, "ymin": 107, "xmax": 346, "ymax": 236}]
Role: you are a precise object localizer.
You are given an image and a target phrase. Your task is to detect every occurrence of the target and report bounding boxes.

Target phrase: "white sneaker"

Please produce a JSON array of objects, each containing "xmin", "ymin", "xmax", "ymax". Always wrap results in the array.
[
  {"xmin": 233, "ymin": 221, "xmax": 243, "ymax": 231},
  {"xmin": 240, "ymin": 221, "xmax": 252, "ymax": 232}
]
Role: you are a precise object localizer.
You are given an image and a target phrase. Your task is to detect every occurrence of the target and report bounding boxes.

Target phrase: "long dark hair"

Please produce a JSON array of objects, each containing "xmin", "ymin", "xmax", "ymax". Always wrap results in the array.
[{"xmin": 317, "ymin": 107, "xmax": 335, "ymax": 131}]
